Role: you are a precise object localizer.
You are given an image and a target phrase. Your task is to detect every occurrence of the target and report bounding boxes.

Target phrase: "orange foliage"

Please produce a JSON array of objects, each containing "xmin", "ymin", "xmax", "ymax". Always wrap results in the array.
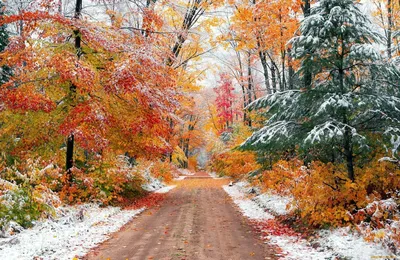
[
  {"xmin": 229, "ymin": 0, "xmax": 300, "ymax": 55},
  {"xmin": 150, "ymin": 161, "xmax": 175, "ymax": 183},
  {"xmin": 210, "ymin": 150, "xmax": 260, "ymax": 179},
  {"xmin": 256, "ymin": 159, "xmax": 400, "ymax": 228}
]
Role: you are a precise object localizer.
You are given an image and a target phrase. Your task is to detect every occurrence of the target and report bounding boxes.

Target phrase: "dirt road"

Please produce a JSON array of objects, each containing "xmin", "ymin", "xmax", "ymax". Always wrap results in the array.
[{"xmin": 85, "ymin": 173, "xmax": 277, "ymax": 260}]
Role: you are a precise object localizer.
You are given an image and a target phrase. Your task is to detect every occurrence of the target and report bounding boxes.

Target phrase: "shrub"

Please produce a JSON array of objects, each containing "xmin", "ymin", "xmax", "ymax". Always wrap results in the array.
[
  {"xmin": 150, "ymin": 161, "xmax": 174, "ymax": 183},
  {"xmin": 257, "ymin": 159, "xmax": 400, "ymax": 228},
  {"xmin": 60, "ymin": 156, "xmax": 145, "ymax": 204},
  {"xmin": 209, "ymin": 150, "xmax": 260, "ymax": 179}
]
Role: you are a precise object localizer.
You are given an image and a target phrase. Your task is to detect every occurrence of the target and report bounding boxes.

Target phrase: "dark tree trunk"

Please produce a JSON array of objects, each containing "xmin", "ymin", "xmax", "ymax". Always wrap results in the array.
[
  {"xmin": 343, "ymin": 126, "xmax": 355, "ymax": 182},
  {"xmin": 66, "ymin": 0, "xmax": 82, "ymax": 175},
  {"xmin": 166, "ymin": 1, "xmax": 204, "ymax": 66},
  {"xmin": 247, "ymin": 54, "xmax": 253, "ymax": 127},
  {"xmin": 302, "ymin": 0, "xmax": 312, "ymax": 89},
  {"xmin": 241, "ymin": 84, "xmax": 248, "ymax": 124},
  {"xmin": 281, "ymin": 50, "xmax": 286, "ymax": 91},
  {"xmin": 287, "ymin": 48, "xmax": 295, "ymax": 90},
  {"xmin": 338, "ymin": 34, "xmax": 354, "ymax": 181},
  {"xmin": 271, "ymin": 64, "xmax": 277, "ymax": 93},
  {"xmin": 302, "ymin": 0, "xmax": 311, "ymax": 17},
  {"xmin": 259, "ymin": 50, "xmax": 271, "ymax": 94}
]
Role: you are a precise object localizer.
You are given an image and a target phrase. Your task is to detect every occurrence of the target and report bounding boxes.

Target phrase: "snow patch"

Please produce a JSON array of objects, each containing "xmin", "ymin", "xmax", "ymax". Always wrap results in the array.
[
  {"xmin": 208, "ymin": 171, "xmax": 226, "ymax": 179},
  {"xmin": 224, "ymin": 181, "xmax": 393, "ymax": 259},
  {"xmin": 174, "ymin": 176, "xmax": 186, "ymax": 181},
  {"xmin": 318, "ymin": 228, "xmax": 390, "ymax": 259},
  {"xmin": 141, "ymin": 167, "xmax": 165, "ymax": 192},
  {"xmin": 253, "ymin": 193, "xmax": 293, "ymax": 216},
  {"xmin": 177, "ymin": 168, "xmax": 195, "ymax": 176},
  {"xmin": 154, "ymin": 185, "xmax": 176, "ymax": 194},
  {"xmin": 223, "ymin": 183, "xmax": 273, "ymax": 220},
  {"xmin": 0, "ymin": 204, "xmax": 144, "ymax": 259}
]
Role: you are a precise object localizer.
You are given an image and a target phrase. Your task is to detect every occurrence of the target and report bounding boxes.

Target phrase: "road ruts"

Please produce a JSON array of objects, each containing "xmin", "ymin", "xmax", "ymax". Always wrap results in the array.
[{"xmin": 84, "ymin": 173, "xmax": 278, "ymax": 260}]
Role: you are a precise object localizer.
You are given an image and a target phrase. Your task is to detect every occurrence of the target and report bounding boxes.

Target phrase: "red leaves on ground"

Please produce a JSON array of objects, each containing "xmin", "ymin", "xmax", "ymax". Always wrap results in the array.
[
  {"xmin": 250, "ymin": 218, "xmax": 302, "ymax": 240},
  {"xmin": 122, "ymin": 193, "xmax": 167, "ymax": 210}
]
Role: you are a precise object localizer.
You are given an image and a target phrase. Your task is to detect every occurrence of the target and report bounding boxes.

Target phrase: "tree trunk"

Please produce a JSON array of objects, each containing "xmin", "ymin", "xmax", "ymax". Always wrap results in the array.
[
  {"xmin": 247, "ymin": 53, "xmax": 254, "ymax": 104},
  {"xmin": 247, "ymin": 53, "xmax": 253, "ymax": 127},
  {"xmin": 66, "ymin": 0, "xmax": 82, "ymax": 176},
  {"xmin": 302, "ymin": 0, "xmax": 311, "ymax": 17},
  {"xmin": 259, "ymin": 50, "xmax": 271, "ymax": 94},
  {"xmin": 288, "ymin": 48, "xmax": 295, "ymax": 90},
  {"xmin": 343, "ymin": 126, "xmax": 355, "ymax": 182},
  {"xmin": 338, "ymin": 33, "xmax": 354, "ymax": 181},
  {"xmin": 241, "ymin": 84, "xmax": 248, "ymax": 123},
  {"xmin": 302, "ymin": 0, "xmax": 312, "ymax": 89},
  {"xmin": 281, "ymin": 50, "xmax": 286, "ymax": 91},
  {"xmin": 387, "ymin": 0, "xmax": 393, "ymax": 59},
  {"xmin": 271, "ymin": 64, "xmax": 277, "ymax": 93}
]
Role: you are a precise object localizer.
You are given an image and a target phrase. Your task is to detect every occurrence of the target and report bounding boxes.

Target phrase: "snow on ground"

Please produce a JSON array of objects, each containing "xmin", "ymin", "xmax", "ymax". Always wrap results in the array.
[
  {"xmin": 317, "ymin": 228, "xmax": 390, "ymax": 259},
  {"xmin": 174, "ymin": 176, "xmax": 186, "ymax": 181},
  {"xmin": 223, "ymin": 183, "xmax": 273, "ymax": 220},
  {"xmin": 224, "ymin": 181, "xmax": 393, "ymax": 260},
  {"xmin": 141, "ymin": 167, "xmax": 165, "ymax": 191},
  {"xmin": 154, "ymin": 185, "xmax": 176, "ymax": 193},
  {"xmin": 208, "ymin": 171, "xmax": 227, "ymax": 179},
  {"xmin": 0, "ymin": 166, "xmax": 178, "ymax": 259},
  {"xmin": 0, "ymin": 204, "xmax": 144, "ymax": 259},
  {"xmin": 253, "ymin": 193, "xmax": 293, "ymax": 216},
  {"xmin": 177, "ymin": 168, "xmax": 195, "ymax": 176}
]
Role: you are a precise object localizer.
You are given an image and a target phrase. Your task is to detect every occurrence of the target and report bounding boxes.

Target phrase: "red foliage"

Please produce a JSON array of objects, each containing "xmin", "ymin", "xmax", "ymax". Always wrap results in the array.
[
  {"xmin": 59, "ymin": 101, "xmax": 110, "ymax": 152},
  {"xmin": 251, "ymin": 219, "xmax": 302, "ymax": 238},
  {"xmin": 1, "ymin": 87, "xmax": 55, "ymax": 112},
  {"xmin": 213, "ymin": 73, "xmax": 240, "ymax": 128}
]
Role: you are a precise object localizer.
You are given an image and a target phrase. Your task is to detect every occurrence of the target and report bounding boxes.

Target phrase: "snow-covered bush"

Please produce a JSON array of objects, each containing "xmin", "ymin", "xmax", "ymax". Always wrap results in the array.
[
  {"xmin": 253, "ymin": 157, "xmax": 400, "ymax": 228},
  {"xmin": 356, "ymin": 198, "xmax": 400, "ymax": 254},
  {"xmin": 0, "ymin": 162, "xmax": 61, "ymax": 230},
  {"xmin": 60, "ymin": 156, "xmax": 145, "ymax": 204}
]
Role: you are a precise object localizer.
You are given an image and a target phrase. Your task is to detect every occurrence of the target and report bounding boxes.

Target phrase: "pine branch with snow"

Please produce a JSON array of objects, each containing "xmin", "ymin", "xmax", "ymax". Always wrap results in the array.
[{"xmin": 241, "ymin": 0, "xmax": 400, "ymax": 180}]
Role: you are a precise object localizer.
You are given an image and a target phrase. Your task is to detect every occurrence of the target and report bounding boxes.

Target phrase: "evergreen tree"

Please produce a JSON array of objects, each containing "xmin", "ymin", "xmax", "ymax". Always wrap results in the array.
[
  {"xmin": 0, "ymin": 1, "xmax": 10, "ymax": 85},
  {"xmin": 241, "ymin": 0, "xmax": 400, "ymax": 181}
]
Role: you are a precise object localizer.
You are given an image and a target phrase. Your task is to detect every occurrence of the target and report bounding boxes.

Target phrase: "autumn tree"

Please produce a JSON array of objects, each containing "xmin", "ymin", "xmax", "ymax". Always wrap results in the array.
[
  {"xmin": 242, "ymin": 0, "xmax": 400, "ymax": 182},
  {"xmin": 214, "ymin": 73, "xmax": 238, "ymax": 130},
  {"xmin": 0, "ymin": 0, "xmax": 179, "ymax": 175},
  {"xmin": 371, "ymin": 0, "xmax": 400, "ymax": 58},
  {"xmin": 228, "ymin": 0, "xmax": 300, "ymax": 93}
]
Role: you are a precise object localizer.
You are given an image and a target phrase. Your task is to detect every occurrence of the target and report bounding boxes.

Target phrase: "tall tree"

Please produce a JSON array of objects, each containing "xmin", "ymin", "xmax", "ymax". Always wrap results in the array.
[
  {"xmin": 301, "ymin": 0, "xmax": 313, "ymax": 89},
  {"xmin": 242, "ymin": 0, "xmax": 400, "ymax": 182},
  {"xmin": 214, "ymin": 73, "xmax": 237, "ymax": 130},
  {"xmin": 371, "ymin": 0, "xmax": 400, "ymax": 58},
  {"xmin": 65, "ymin": 0, "xmax": 83, "ymax": 179}
]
